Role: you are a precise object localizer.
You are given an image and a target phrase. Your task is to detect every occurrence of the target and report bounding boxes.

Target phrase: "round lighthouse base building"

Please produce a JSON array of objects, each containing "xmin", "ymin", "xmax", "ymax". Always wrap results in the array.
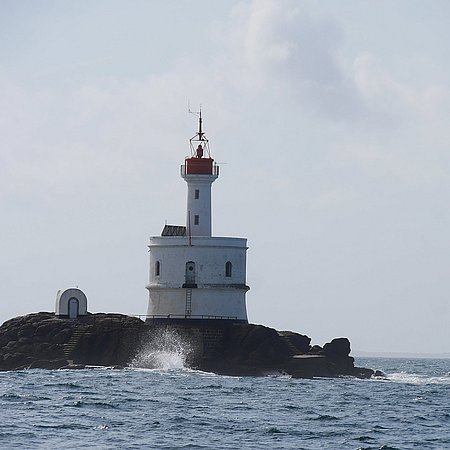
[{"xmin": 146, "ymin": 236, "xmax": 249, "ymax": 322}]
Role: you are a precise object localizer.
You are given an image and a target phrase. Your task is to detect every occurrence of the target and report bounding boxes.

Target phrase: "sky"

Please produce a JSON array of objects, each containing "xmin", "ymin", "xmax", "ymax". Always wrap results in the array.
[{"xmin": 1, "ymin": 0, "xmax": 449, "ymax": 354}]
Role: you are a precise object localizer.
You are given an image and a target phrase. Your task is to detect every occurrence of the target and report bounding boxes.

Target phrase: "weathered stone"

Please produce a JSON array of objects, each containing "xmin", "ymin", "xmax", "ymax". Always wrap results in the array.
[
  {"xmin": 323, "ymin": 338, "xmax": 351, "ymax": 357},
  {"xmin": 17, "ymin": 324, "xmax": 36, "ymax": 338},
  {"xmin": 222, "ymin": 324, "xmax": 292, "ymax": 366},
  {"xmin": 0, "ymin": 312, "xmax": 376, "ymax": 378},
  {"xmin": 353, "ymin": 367, "xmax": 375, "ymax": 379},
  {"xmin": 4, "ymin": 340, "xmax": 17, "ymax": 350},
  {"xmin": 309, "ymin": 345, "xmax": 323, "ymax": 354},
  {"xmin": 53, "ymin": 329, "xmax": 72, "ymax": 344},
  {"xmin": 279, "ymin": 331, "xmax": 311, "ymax": 353},
  {"xmin": 28, "ymin": 359, "xmax": 68, "ymax": 370},
  {"xmin": 36, "ymin": 323, "xmax": 60, "ymax": 336}
]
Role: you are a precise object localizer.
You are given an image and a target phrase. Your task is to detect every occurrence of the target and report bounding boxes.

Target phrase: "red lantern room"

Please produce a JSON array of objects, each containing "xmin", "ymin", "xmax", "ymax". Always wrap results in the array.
[
  {"xmin": 182, "ymin": 108, "xmax": 219, "ymax": 177},
  {"xmin": 185, "ymin": 145, "xmax": 214, "ymax": 175}
]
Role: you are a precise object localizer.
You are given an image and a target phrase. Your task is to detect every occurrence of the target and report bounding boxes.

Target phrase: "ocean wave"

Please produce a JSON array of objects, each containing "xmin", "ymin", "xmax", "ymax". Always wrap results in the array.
[
  {"xmin": 1, "ymin": 358, "xmax": 450, "ymax": 449},
  {"xmin": 387, "ymin": 371, "xmax": 450, "ymax": 385},
  {"xmin": 311, "ymin": 414, "xmax": 339, "ymax": 421},
  {"xmin": 33, "ymin": 423, "xmax": 91, "ymax": 430}
]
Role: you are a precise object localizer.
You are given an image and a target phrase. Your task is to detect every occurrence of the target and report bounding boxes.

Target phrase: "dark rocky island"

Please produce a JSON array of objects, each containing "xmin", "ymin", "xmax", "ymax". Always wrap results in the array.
[{"xmin": 0, "ymin": 312, "xmax": 375, "ymax": 378}]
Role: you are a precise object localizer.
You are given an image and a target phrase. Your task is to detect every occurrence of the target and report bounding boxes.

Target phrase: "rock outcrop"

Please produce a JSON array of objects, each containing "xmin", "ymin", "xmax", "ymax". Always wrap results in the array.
[
  {"xmin": 198, "ymin": 323, "xmax": 373, "ymax": 378},
  {"xmin": 0, "ymin": 312, "xmax": 374, "ymax": 378},
  {"xmin": 0, "ymin": 312, "xmax": 144, "ymax": 371}
]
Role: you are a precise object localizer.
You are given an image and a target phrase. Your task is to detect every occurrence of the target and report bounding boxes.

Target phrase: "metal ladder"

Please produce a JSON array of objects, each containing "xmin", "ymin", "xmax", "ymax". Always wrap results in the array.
[{"xmin": 185, "ymin": 288, "xmax": 192, "ymax": 318}]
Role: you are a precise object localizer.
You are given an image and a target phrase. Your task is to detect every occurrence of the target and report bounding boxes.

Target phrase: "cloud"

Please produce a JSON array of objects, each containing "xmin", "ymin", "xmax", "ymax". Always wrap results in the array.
[
  {"xmin": 0, "ymin": 70, "xmax": 223, "ymax": 201},
  {"xmin": 220, "ymin": 0, "xmax": 450, "ymax": 154},
  {"xmin": 353, "ymin": 52, "xmax": 450, "ymax": 124},
  {"xmin": 2, "ymin": 0, "xmax": 449, "ymax": 205},
  {"xmin": 222, "ymin": 0, "xmax": 364, "ymax": 119},
  {"xmin": 343, "ymin": 53, "xmax": 450, "ymax": 185}
]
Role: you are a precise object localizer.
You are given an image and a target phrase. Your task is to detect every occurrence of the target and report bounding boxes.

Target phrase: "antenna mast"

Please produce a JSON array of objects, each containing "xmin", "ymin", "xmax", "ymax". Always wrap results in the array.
[{"xmin": 188, "ymin": 103, "xmax": 210, "ymax": 157}]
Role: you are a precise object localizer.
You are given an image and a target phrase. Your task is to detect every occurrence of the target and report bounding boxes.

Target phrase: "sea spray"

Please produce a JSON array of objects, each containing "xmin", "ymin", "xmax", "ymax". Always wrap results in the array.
[{"xmin": 131, "ymin": 327, "xmax": 195, "ymax": 370}]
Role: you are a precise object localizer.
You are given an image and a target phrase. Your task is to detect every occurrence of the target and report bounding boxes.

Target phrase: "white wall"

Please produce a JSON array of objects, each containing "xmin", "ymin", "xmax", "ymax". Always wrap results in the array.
[
  {"xmin": 184, "ymin": 174, "xmax": 217, "ymax": 237},
  {"xmin": 55, "ymin": 288, "xmax": 88, "ymax": 316},
  {"xmin": 147, "ymin": 287, "xmax": 248, "ymax": 320},
  {"xmin": 146, "ymin": 236, "xmax": 249, "ymax": 320},
  {"xmin": 148, "ymin": 236, "xmax": 248, "ymax": 287}
]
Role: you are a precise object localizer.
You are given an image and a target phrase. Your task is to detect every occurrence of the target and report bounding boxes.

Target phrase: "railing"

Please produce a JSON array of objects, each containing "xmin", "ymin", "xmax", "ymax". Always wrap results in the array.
[
  {"xmin": 62, "ymin": 313, "xmax": 242, "ymax": 325},
  {"xmin": 180, "ymin": 164, "xmax": 219, "ymax": 177},
  {"xmin": 71, "ymin": 313, "xmax": 146, "ymax": 326},
  {"xmin": 134, "ymin": 314, "xmax": 239, "ymax": 321}
]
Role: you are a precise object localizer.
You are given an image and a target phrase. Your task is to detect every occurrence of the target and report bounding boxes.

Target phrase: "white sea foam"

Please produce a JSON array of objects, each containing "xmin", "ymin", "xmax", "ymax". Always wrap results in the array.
[
  {"xmin": 130, "ymin": 328, "xmax": 192, "ymax": 371},
  {"xmin": 388, "ymin": 371, "xmax": 450, "ymax": 385}
]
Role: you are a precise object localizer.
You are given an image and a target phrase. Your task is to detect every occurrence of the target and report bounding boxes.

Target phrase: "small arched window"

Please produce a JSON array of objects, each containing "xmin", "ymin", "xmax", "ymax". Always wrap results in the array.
[
  {"xmin": 155, "ymin": 260, "xmax": 161, "ymax": 276},
  {"xmin": 225, "ymin": 261, "xmax": 232, "ymax": 277}
]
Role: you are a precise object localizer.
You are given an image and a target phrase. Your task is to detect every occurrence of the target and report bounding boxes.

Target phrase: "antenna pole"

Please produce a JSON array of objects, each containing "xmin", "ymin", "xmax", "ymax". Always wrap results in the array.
[
  {"xmin": 188, "ymin": 103, "xmax": 210, "ymax": 156},
  {"xmin": 188, "ymin": 211, "xmax": 192, "ymax": 246}
]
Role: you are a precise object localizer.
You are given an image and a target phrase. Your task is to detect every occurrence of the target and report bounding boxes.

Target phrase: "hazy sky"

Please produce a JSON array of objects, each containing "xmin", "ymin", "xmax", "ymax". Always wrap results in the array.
[{"xmin": 1, "ymin": 0, "xmax": 449, "ymax": 354}]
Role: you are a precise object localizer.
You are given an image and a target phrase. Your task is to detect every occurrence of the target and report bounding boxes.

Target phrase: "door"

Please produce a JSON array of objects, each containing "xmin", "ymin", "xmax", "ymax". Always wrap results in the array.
[
  {"xmin": 185, "ymin": 261, "xmax": 196, "ymax": 285},
  {"xmin": 68, "ymin": 298, "xmax": 79, "ymax": 319}
]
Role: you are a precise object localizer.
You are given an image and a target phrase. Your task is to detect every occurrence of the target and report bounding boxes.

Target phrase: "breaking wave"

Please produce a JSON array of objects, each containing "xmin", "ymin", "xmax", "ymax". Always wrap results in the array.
[
  {"xmin": 387, "ymin": 371, "xmax": 450, "ymax": 385},
  {"xmin": 130, "ymin": 328, "xmax": 193, "ymax": 370}
]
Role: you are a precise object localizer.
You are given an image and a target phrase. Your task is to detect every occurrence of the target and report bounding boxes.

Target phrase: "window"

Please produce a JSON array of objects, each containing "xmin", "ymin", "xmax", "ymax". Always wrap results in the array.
[
  {"xmin": 155, "ymin": 260, "xmax": 160, "ymax": 276},
  {"xmin": 195, "ymin": 189, "xmax": 199, "ymax": 199},
  {"xmin": 225, "ymin": 261, "xmax": 232, "ymax": 277},
  {"xmin": 194, "ymin": 215, "xmax": 199, "ymax": 225}
]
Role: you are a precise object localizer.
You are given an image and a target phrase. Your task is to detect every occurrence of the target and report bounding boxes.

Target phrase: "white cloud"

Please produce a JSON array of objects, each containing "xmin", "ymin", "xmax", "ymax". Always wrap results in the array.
[
  {"xmin": 341, "ymin": 53, "xmax": 450, "ymax": 185},
  {"xmin": 353, "ymin": 52, "xmax": 450, "ymax": 123},
  {"xmin": 222, "ymin": 0, "xmax": 365, "ymax": 119}
]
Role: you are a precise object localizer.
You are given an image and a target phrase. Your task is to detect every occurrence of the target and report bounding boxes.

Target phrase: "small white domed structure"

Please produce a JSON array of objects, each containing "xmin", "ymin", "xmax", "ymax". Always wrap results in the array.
[{"xmin": 55, "ymin": 288, "xmax": 88, "ymax": 319}]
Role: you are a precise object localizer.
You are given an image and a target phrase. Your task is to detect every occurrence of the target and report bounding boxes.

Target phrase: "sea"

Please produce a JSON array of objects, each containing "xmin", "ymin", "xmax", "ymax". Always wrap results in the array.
[{"xmin": 0, "ymin": 352, "xmax": 449, "ymax": 449}]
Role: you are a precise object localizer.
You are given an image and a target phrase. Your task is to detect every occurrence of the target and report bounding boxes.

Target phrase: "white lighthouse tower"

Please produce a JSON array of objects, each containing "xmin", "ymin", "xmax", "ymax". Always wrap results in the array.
[{"xmin": 146, "ymin": 112, "xmax": 249, "ymax": 323}]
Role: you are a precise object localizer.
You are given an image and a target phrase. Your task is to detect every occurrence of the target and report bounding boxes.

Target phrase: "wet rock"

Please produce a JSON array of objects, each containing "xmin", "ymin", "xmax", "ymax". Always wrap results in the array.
[
  {"xmin": 0, "ymin": 312, "xmax": 374, "ymax": 379},
  {"xmin": 221, "ymin": 323, "xmax": 291, "ymax": 367},
  {"xmin": 353, "ymin": 367, "xmax": 375, "ymax": 379},
  {"xmin": 28, "ymin": 359, "xmax": 68, "ymax": 370},
  {"xmin": 0, "ymin": 312, "xmax": 146, "ymax": 371}
]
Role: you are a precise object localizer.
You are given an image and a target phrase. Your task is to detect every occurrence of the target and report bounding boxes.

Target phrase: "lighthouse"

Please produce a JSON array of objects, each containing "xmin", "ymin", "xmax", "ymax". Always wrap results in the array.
[{"xmin": 146, "ymin": 112, "xmax": 249, "ymax": 323}]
